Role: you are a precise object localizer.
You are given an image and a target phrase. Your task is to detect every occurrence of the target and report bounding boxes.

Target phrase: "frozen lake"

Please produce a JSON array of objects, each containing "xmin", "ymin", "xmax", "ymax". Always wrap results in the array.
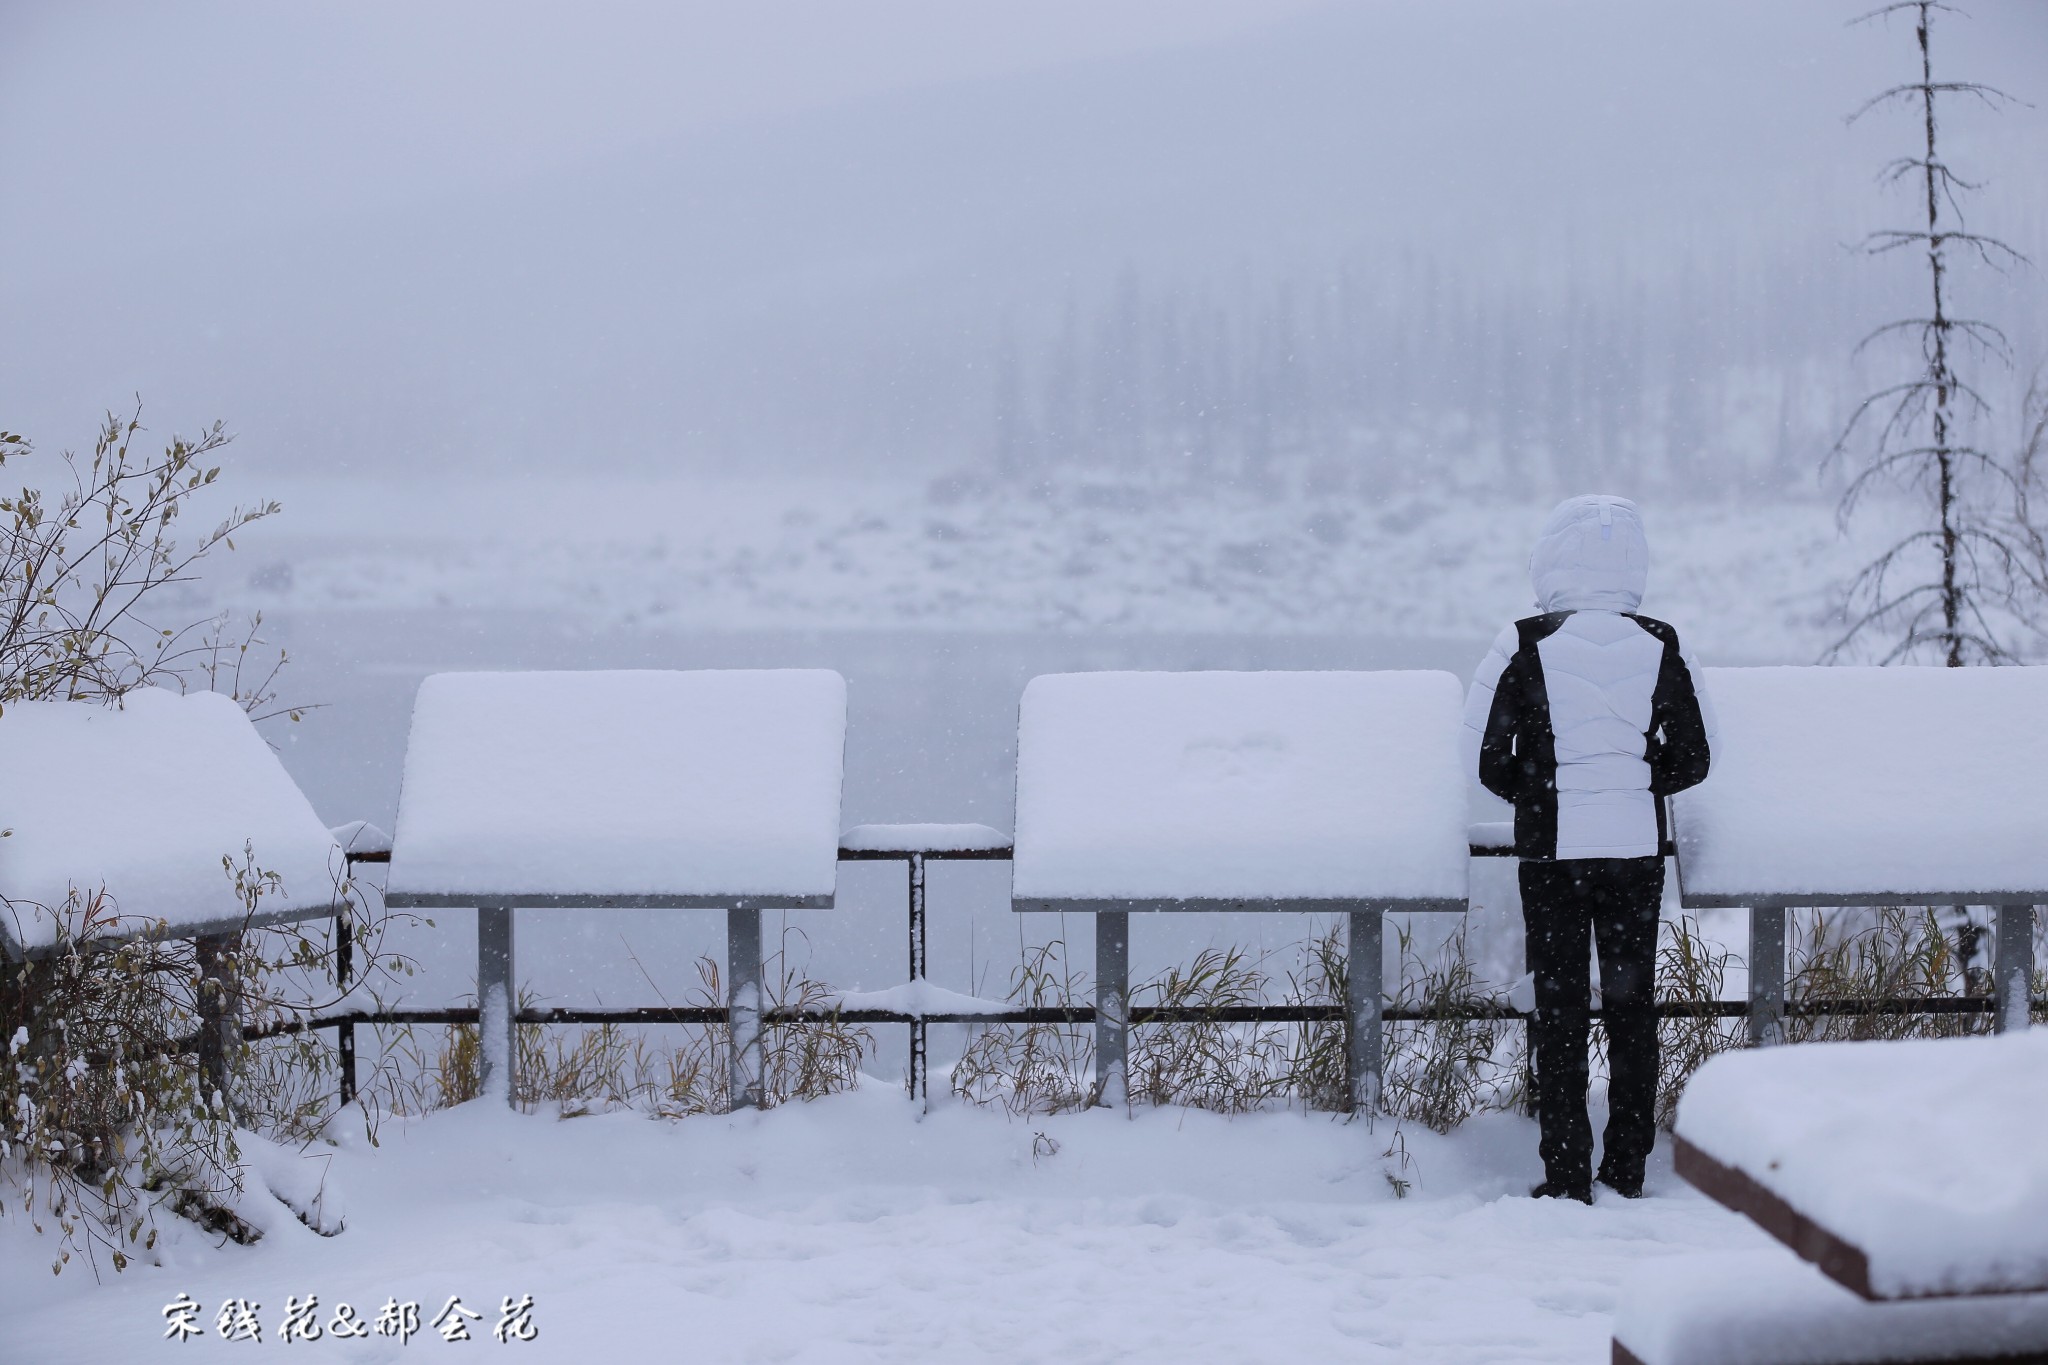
[{"xmin": 264, "ymin": 611, "xmax": 1490, "ymax": 834}]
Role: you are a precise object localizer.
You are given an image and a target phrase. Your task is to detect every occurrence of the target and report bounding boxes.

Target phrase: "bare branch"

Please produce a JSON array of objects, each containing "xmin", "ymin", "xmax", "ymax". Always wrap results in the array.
[
  {"xmin": 1855, "ymin": 229, "xmax": 2030, "ymax": 270},
  {"xmin": 1849, "ymin": 79, "xmax": 2019, "ymax": 123},
  {"xmin": 1851, "ymin": 315, "xmax": 2012, "ymax": 365},
  {"xmin": 2, "ymin": 405, "xmax": 299, "ymax": 717}
]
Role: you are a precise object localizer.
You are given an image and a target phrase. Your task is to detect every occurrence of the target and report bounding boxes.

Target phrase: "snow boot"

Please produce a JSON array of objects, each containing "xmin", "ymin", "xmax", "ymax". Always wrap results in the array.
[
  {"xmin": 1529, "ymin": 1180, "xmax": 1592, "ymax": 1205},
  {"xmin": 1596, "ymin": 1171, "xmax": 1645, "ymax": 1200}
]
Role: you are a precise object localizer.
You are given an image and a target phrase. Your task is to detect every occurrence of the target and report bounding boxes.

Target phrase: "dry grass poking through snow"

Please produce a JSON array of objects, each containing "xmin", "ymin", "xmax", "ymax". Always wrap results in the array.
[
  {"xmin": 948, "ymin": 941, "xmax": 1095, "ymax": 1115},
  {"xmin": 363, "ymin": 939, "xmax": 873, "ymax": 1122},
  {"xmin": 1649, "ymin": 907, "xmax": 2044, "ymax": 1127},
  {"xmin": 354, "ymin": 911, "xmax": 2039, "ymax": 1139},
  {"xmin": 1128, "ymin": 945, "xmax": 1294, "ymax": 1113},
  {"xmin": 1382, "ymin": 924, "xmax": 1527, "ymax": 1132},
  {"xmin": 1785, "ymin": 906, "xmax": 1995, "ymax": 1044},
  {"xmin": 1653, "ymin": 914, "xmax": 1744, "ymax": 1131},
  {"xmin": 949, "ymin": 923, "xmax": 1529, "ymax": 1131}
]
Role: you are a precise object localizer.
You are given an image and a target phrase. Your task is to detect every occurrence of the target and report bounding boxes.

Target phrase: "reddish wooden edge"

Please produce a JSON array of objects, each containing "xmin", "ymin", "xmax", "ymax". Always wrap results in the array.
[
  {"xmin": 1673, "ymin": 1133, "xmax": 2048, "ymax": 1304},
  {"xmin": 1673, "ymin": 1133, "xmax": 1880, "ymax": 1300}
]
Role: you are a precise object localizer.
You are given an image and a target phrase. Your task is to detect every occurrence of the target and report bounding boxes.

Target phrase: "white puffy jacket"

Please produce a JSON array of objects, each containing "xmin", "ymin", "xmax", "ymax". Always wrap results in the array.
[{"xmin": 1461, "ymin": 495, "xmax": 1715, "ymax": 861}]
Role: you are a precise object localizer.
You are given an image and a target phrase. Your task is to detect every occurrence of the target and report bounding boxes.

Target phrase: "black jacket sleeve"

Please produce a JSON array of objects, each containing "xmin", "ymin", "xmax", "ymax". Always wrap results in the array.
[
  {"xmin": 1644, "ymin": 631, "xmax": 1711, "ymax": 797},
  {"xmin": 1478, "ymin": 651, "xmax": 1527, "ymax": 804}
]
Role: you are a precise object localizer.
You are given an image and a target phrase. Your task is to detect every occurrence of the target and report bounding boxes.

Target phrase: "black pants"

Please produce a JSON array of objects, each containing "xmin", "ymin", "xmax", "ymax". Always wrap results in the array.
[{"xmin": 1519, "ymin": 856, "xmax": 1662, "ymax": 1192}]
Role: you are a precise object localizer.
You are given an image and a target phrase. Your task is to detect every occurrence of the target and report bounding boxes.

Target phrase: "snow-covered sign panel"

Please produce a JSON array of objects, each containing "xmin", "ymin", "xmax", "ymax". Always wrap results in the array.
[
  {"xmin": 1673, "ymin": 1030, "xmax": 2048, "ymax": 1301},
  {"xmin": 0, "ymin": 689, "xmax": 344, "ymax": 957},
  {"xmin": 385, "ymin": 670, "xmax": 847, "ymax": 907},
  {"xmin": 1674, "ymin": 665, "xmax": 2048, "ymax": 906},
  {"xmin": 1012, "ymin": 670, "xmax": 1468, "ymax": 908}
]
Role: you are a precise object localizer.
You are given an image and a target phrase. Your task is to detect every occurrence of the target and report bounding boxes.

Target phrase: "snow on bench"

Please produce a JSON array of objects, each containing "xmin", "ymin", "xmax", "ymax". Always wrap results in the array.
[
  {"xmin": 839, "ymin": 823, "xmax": 1009, "ymax": 856},
  {"xmin": 385, "ymin": 669, "xmax": 848, "ymax": 909},
  {"xmin": 1468, "ymin": 820, "xmax": 1515, "ymax": 853},
  {"xmin": 826, "ymin": 979, "xmax": 1019, "ymax": 1018},
  {"xmin": 381, "ymin": 668, "xmax": 848, "ymax": 1109},
  {"xmin": 1671, "ymin": 1030, "xmax": 2048, "ymax": 1301},
  {"xmin": 329, "ymin": 819, "xmax": 393, "ymax": 859},
  {"xmin": 1673, "ymin": 666, "xmax": 2048, "ymax": 908},
  {"xmin": 1613, "ymin": 1250, "xmax": 2048, "ymax": 1365},
  {"xmin": 0, "ymin": 688, "xmax": 345, "ymax": 958},
  {"xmin": 1011, "ymin": 670, "xmax": 1469, "ymax": 912}
]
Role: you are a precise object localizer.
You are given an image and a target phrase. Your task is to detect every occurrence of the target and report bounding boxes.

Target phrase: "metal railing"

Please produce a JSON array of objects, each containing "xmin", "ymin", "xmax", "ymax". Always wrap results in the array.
[{"xmin": 230, "ymin": 839, "xmax": 2037, "ymax": 1113}]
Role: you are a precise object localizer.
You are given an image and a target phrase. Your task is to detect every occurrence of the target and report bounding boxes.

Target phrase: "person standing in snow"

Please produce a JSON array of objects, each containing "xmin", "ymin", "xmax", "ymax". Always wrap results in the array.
[{"xmin": 1463, "ymin": 495, "xmax": 1713, "ymax": 1204}]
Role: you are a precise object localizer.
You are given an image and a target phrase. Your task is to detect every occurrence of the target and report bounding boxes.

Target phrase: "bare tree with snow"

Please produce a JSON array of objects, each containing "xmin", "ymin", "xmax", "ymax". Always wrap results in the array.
[
  {"xmin": 1828, "ymin": 1, "xmax": 2044, "ymax": 991},
  {"xmin": 1827, "ymin": 0, "xmax": 2042, "ymax": 669}
]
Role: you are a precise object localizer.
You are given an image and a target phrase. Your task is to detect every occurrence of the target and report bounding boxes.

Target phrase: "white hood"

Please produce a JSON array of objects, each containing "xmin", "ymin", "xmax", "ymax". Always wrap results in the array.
[{"xmin": 1529, "ymin": 494, "xmax": 1648, "ymax": 613}]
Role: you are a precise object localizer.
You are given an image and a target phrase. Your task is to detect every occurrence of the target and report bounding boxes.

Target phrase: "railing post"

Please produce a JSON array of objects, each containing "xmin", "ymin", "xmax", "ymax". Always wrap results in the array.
[
  {"xmin": 1346, "ymin": 908, "xmax": 1384, "ymax": 1114},
  {"xmin": 194, "ymin": 932, "xmax": 241, "ymax": 1119},
  {"xmin": 728, "ymin": 907, "xmax": 764, "ymax": 1110},
  {"xmin": 477, "ymin": 907, "xmax": 517, "ymax": 1107},
  {"xmin": 1747, "ymin": 906, "xmax": 1786, "ymax": 1047},
  {"xmin": 1094, "ymin": 911, "xmax": 1129, "ymax": 1108},
  {"xmin": 907, "ymin": 852, "xmax": 928, "ymax": 1108},
  {"xmin": 1994, "ymin": 903, "xmax": 2034, "ymax": 1033},
  {"xmin": 335, "ymin": 908, "xmax": 356, "ymax": 1105}
]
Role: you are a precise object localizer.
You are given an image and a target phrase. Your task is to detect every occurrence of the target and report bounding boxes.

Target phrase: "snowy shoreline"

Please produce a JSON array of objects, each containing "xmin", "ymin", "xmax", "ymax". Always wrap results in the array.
[{"xmin": 211, "ymin": 478, "xmax": 1912, "ymax": 668}]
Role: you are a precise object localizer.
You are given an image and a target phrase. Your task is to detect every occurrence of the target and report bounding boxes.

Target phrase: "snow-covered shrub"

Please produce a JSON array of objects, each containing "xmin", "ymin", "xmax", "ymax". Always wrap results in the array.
[
  {"xmin": 2036, "ymin": 907, "xmax": 2047, "ymax": 1031},
  {"xmin": 0, "ymin": 894, "xmax": 223, "ymax": 1277},
  {"xmin": 0, "ymin": 855, "xmax": 391, "ymax": 1275},
  {"xmin": 0, "ymin": 407, "xmax": 409, "ymax": 1273}
]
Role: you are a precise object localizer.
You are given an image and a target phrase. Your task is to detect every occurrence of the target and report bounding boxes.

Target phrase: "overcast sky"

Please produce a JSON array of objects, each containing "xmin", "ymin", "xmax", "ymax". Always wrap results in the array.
[
  {"xmin": 4, "ymin": 0, "xmax": 2044, "ymax": 479},
  {"xmin": 3, "ymin": 1, "xmax": 1334, "ymax": 271}
]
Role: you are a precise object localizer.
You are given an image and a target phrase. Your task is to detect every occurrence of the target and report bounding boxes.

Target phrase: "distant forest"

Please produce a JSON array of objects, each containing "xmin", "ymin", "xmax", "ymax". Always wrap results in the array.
[{"xmin": 977, "ymin": 233, "xmax": 2040, "ymax": 501}]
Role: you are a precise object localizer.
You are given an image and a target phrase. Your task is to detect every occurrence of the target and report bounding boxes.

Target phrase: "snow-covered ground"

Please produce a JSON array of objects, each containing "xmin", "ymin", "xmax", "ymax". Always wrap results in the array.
[{"xmin": 0, "ymin": 1087, "xmax": 1774, "ymax": 1363}]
